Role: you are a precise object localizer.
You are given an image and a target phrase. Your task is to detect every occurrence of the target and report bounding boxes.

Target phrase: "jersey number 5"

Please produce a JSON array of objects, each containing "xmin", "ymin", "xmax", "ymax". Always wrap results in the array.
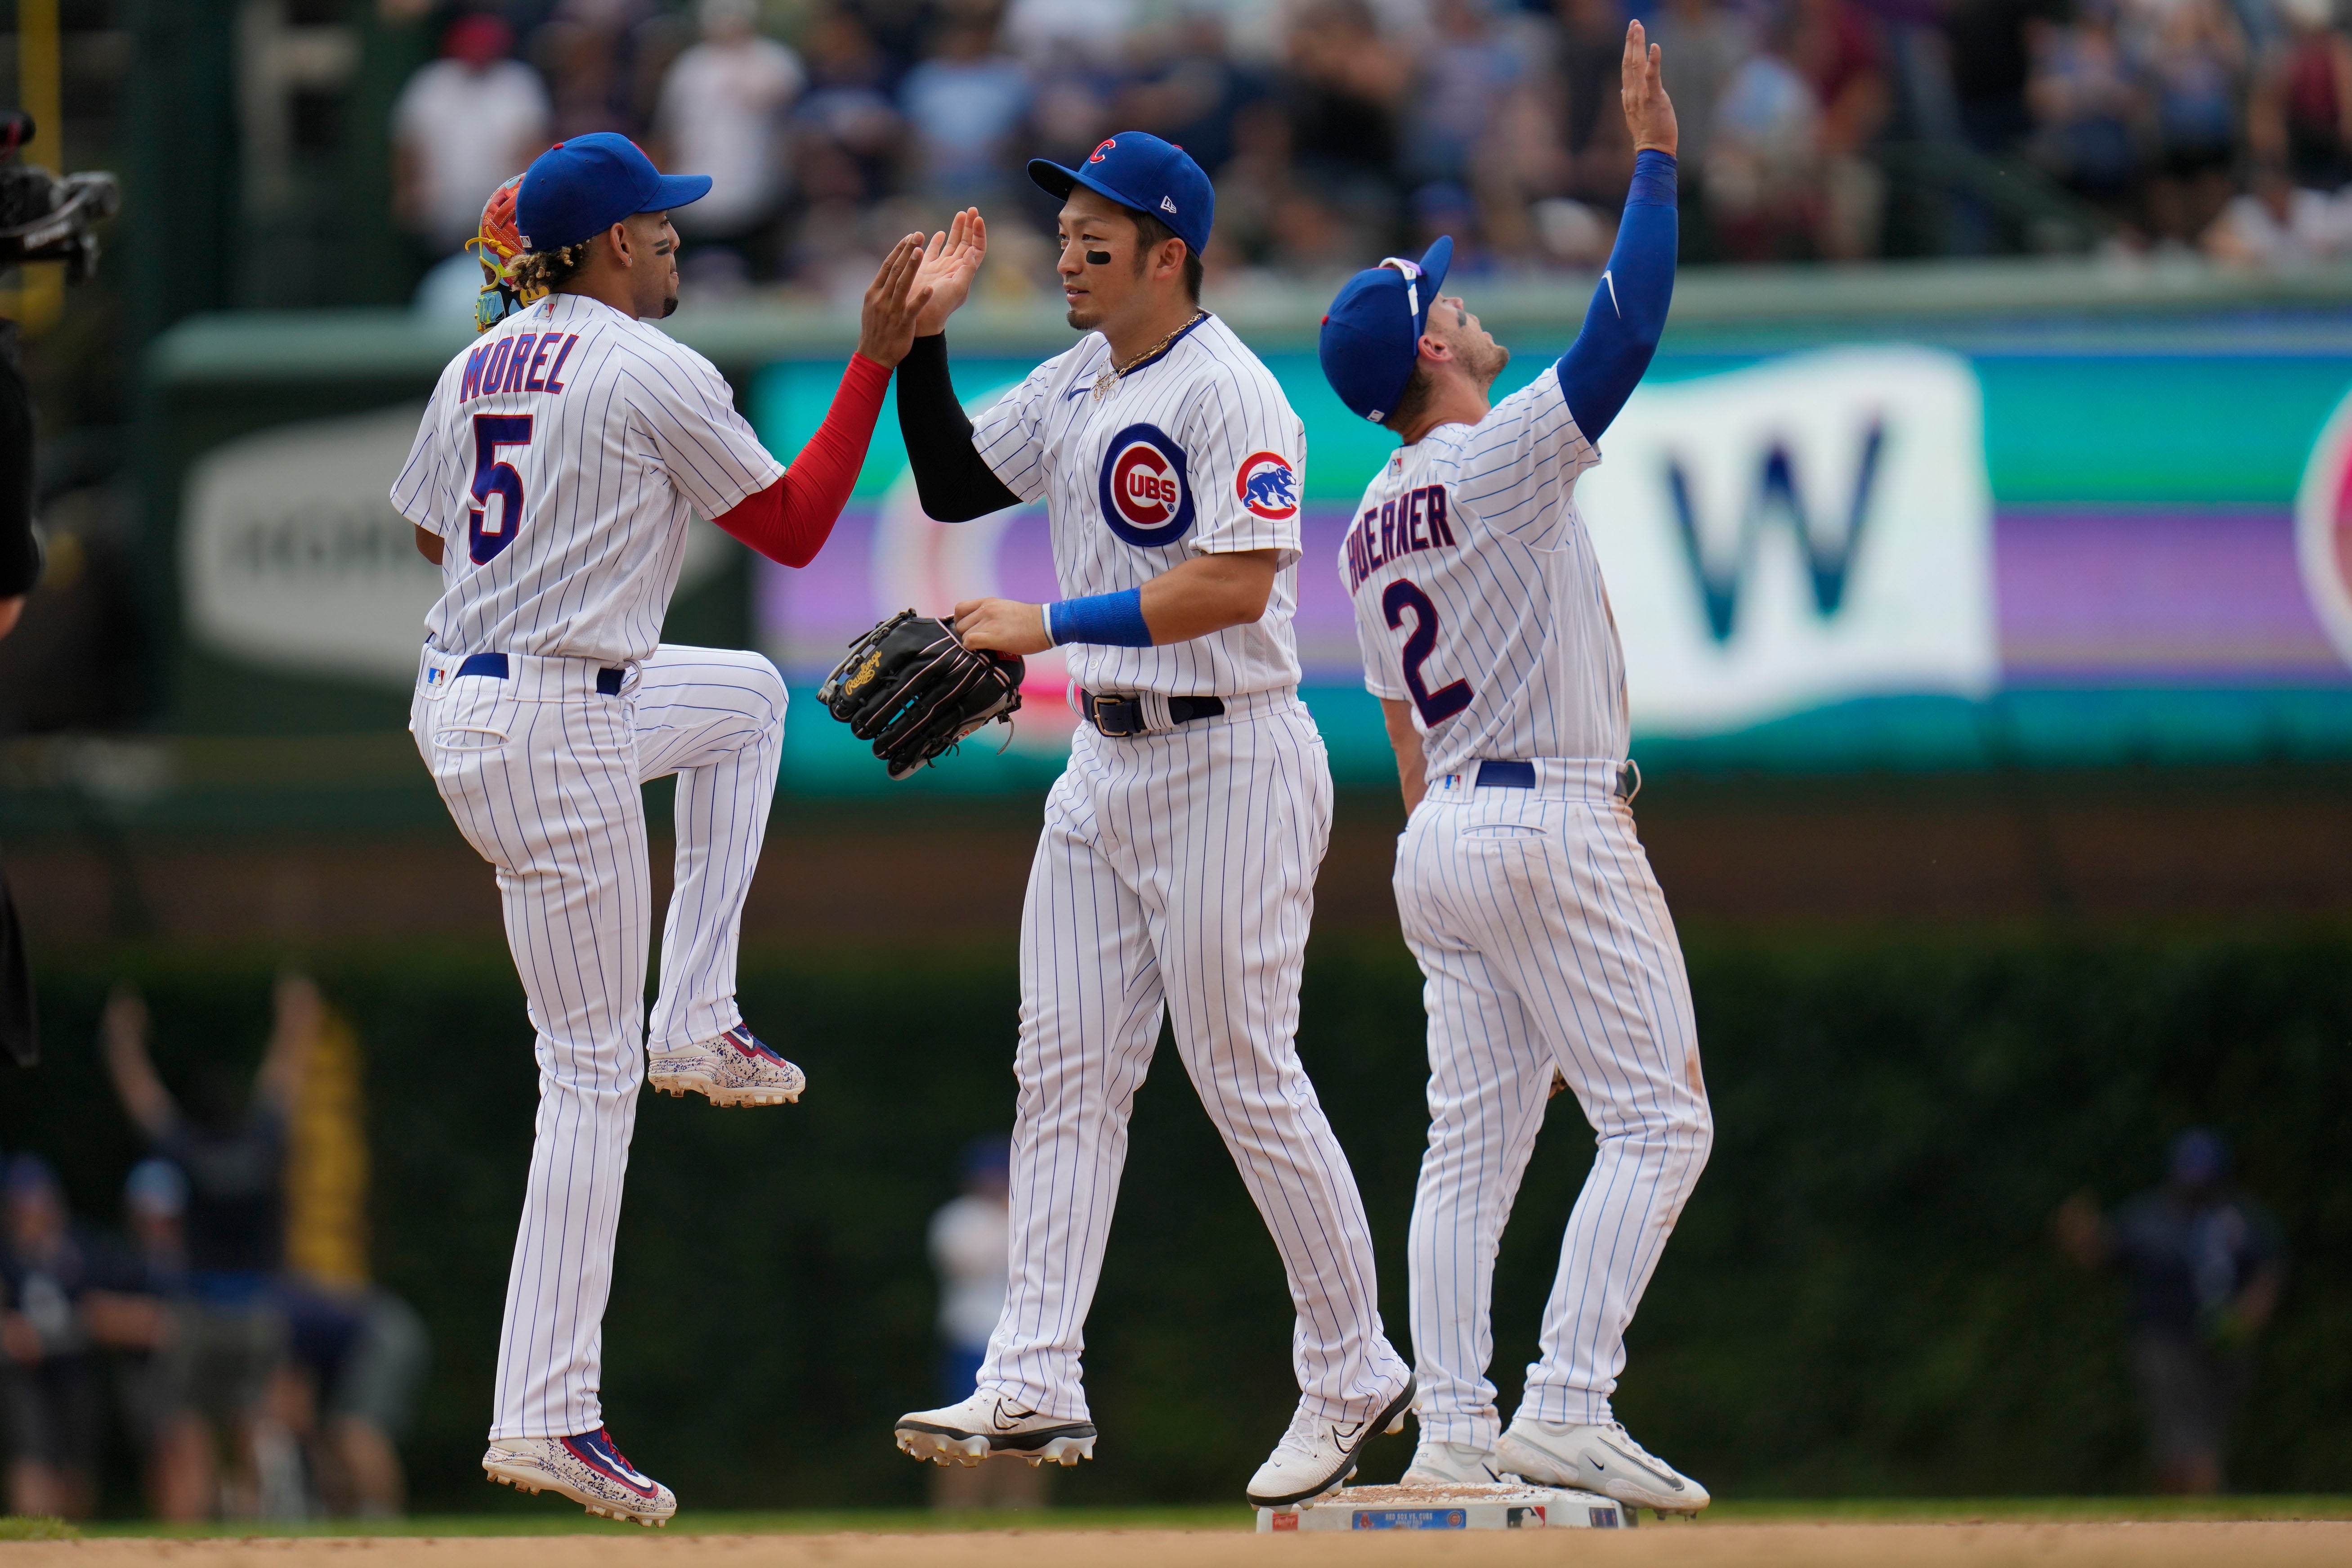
[
  {"xmin": 469, "ymin": 414, "xmax": 534, "ymax": 564},
  {"xmin": 1383, "ymin": 579, "xmax": 1473, "ymax": 727}
]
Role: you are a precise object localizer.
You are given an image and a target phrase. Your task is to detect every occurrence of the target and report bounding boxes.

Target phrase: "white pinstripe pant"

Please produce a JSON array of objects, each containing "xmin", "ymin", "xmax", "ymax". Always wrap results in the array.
[
  {"xmin": 410, "ymin": 643, "xmax": 785, "ymax": 1440},
  {"xmin": 1395, "ymin": 773, "xmax": 1712, "ymax": 1447},
  {"xmin": 980, "ymin": 694, "xmax": 1411, "ymax": 1423}
]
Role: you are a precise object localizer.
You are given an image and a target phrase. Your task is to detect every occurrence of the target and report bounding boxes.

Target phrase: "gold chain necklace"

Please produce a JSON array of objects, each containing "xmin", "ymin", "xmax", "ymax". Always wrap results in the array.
[{"xmin": 1092, "ymin": 311, "xmax": 1207, "ymax": 402}]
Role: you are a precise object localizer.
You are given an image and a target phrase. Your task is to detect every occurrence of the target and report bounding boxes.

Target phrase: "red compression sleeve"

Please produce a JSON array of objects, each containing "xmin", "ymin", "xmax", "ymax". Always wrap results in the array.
[{"xmin": 711, "ymin": 352, "xmax": 892, "ymax": 569}]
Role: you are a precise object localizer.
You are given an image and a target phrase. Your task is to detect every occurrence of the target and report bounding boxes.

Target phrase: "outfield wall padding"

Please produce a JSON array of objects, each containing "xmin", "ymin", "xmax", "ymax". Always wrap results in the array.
[{"xmin": 4, "ymin": 933, "xmax": 2347, "ymax": 1510}]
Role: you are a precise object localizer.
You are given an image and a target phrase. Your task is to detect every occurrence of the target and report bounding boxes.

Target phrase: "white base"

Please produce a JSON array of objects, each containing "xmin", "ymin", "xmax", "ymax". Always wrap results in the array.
[{"xmin": 1256, "ymin": 1482, "xmax": 1635, "ymax": 1532}]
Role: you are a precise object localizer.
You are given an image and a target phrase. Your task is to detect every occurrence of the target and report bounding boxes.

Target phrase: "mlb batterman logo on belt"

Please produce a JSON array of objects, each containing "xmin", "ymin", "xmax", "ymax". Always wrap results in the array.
[{"xmin": 1097, "ymin": 422, "xmax": 1195, "ymax": 546}]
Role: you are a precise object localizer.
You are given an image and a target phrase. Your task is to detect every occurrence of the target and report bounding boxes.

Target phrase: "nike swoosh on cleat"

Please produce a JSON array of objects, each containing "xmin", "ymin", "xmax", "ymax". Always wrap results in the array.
[
  {"xmin": 1597, "ymin": 1438, "xmax": 1683, "ymax": 1491},
  {"xmin": 563, "ymin": 1439, "xmax": 657, "ymax": 1497},
  {"xmin": 1331, "ymin": 1421, "xmax": 1365, "ymax": 1443}
]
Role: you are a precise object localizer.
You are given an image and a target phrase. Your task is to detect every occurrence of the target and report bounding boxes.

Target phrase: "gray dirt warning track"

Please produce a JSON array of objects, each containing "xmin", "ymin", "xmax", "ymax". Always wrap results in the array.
[{"xmin": 5, "ymin": 1523, "xmax": 2351, "ymax": 1568}]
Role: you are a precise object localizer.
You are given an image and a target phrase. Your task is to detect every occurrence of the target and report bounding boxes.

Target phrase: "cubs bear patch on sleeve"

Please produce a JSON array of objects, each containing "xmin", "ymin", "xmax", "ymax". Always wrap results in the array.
[{"xmin": 1183, "ymin": 375, "xmax": 1305, "ymax": 564}]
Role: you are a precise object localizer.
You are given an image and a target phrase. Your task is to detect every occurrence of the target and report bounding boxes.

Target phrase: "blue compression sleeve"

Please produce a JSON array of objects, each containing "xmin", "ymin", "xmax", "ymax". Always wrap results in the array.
[
  {"xmin": 1557, "ymin": 150, "xmax": 1678, "ymax": 440},
  {"xmin": 1046, "ymin": 587, "xmax": 1152, "ymax": 647}
]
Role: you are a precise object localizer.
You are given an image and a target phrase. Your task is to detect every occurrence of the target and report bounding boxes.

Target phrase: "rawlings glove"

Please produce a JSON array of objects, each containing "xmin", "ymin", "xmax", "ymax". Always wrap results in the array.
[{"xmin": 818, "ymin": 609, "xmax": 1024, "ymax": 781}]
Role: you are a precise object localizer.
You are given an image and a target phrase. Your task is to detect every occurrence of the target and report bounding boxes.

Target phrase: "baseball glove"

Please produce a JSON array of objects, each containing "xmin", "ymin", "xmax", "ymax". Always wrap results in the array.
[{"xmin": 818, "ymin": 609, "xmax": 1024, "ymax": 781}]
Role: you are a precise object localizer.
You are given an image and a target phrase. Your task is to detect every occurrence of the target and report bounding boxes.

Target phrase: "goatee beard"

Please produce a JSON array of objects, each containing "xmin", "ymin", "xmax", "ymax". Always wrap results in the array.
[{"xmin": 661, "ymin": 295, "xmax": 679, "ymax": 318}]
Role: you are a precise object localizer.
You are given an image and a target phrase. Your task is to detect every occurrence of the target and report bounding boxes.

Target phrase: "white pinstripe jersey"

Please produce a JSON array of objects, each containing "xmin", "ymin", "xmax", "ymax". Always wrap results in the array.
[
  {"xmin": 1341, "ymin": 367, "xmax": 1623, "ymax": 781},
  {"xmin": 391, "ymin": 291, "xmax": 783, "ymax": 667},
  {"xmin": 971, "ymin": 312, "xmax": 1306, "ymax": 696}
]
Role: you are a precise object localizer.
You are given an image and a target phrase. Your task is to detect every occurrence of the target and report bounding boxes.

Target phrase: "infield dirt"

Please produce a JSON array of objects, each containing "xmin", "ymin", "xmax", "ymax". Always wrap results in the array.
[{"xmin": 4, "ymin": 1522, "xmax": 2349, "ymax": 1568}]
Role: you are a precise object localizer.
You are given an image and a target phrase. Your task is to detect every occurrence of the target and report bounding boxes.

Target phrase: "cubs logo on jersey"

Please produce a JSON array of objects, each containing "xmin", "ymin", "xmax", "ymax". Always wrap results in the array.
[
  {"xmin": 966, "ymin": 312, "xmax": 1306, "ymax": 695},
  {"xmin": 1236, "ymin": 451, "xmax": 1299, "ymax": 522},
  {"xmin": 1098, "ymin": 423, "xmax": 1195, "ymax": 547}
]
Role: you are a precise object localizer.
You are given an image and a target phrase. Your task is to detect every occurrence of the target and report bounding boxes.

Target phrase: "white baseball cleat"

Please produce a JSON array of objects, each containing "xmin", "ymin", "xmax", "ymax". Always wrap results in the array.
[
  {"xmin": 1401, "ymin": 1437, "xmax": 1514, "ymax": 1487},
  {"xmin": 894, "ymin": 1390, "xmax": 1098, "ymax": 1469},
  {"xmin": 482, "ymin": 1428, "xmax": 677, "ymax": 1526},
  {"xmin": 1245, "ymin": 1376, "xmax": 1416, "ymax": 1508},
  {"xmin": 648, "ymin": 1023, "xmax": 805, "ymax": 1107},
  {"xmin": 1495, "ymin": 1418, "xmax": 1709, "ymax": 1513}
]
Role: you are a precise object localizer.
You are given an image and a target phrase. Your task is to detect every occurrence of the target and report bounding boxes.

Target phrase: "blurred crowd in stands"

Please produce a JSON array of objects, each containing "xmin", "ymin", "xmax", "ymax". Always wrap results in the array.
[
  {"xmin": 390, "ymin": 0, "xmax": 2352, "ymax": 301},
  {"xmin": 0, "ymin": 978, "xmax": 424, "ymax": 1522},
  {"xmin": 385, "ymin": 0, "xmax": 2352, "ymax": 294}
]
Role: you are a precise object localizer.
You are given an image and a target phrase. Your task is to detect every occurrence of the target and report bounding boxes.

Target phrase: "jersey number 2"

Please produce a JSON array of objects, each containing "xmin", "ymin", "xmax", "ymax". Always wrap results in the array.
[
  {"xmin": 1383, "ymin": 579, "xmax": 1473, "ymax": 727},
  {"xmin": 468, "ymin": 414, "xmax": 533, "ymax": 564}
]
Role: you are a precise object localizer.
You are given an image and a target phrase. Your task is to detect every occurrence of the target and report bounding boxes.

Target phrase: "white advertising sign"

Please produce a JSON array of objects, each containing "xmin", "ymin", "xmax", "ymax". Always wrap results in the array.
[{"xmin": 1575, "ymin": 345, "xmax": 1997, "ymax": 735}]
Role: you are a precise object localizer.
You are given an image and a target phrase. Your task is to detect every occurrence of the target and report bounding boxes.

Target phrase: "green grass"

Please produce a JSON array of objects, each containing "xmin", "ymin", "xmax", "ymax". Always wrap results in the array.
[{"xmin": 49, "ymin": 1497, "xmax": 2352, "ymax": 1539}]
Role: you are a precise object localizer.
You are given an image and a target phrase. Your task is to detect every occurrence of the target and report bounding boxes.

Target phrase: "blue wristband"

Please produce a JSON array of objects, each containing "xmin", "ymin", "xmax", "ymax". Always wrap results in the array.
[
  {"xmin": 1047, "ymin": 587, "xmax": 1152, "ymax": 647},
  {"xmin": 1628, "ymin": 147, "xmax": 1677, "ymax": 209}
]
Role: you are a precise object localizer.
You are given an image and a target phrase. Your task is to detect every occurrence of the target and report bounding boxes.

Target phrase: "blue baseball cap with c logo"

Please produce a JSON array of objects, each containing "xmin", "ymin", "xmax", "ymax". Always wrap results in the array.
[
  {"xmin": 1028, "ymin": 132, "xmax": 1214, "ymax": 258},
  {"xmin": 515, "ymin": 132, "xmax": 712, "ymax": 253},
  {"xmin": 1318, "ymin": 236, "xmax": 1454, "ymax": 425}
]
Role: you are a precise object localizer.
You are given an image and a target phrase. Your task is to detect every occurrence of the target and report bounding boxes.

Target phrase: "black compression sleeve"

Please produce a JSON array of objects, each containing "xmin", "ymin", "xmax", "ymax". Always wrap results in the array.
[{"xmin": 895, "ymin": 333, "xmax": 1023, "ymax": 522}]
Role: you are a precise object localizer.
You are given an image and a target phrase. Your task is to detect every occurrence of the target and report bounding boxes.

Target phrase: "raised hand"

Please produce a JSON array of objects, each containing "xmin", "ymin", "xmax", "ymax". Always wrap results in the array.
[
  {"xmin": 856, "ymin": 234, "xmax": 936, "ymax": 368},
  {"xmin": 912, "ymin": 208, "xmax": 988, "ymax": 337},
  {"xmin": 1621, "ymin": 20, "xmax": 1677, "ymax": 158}
]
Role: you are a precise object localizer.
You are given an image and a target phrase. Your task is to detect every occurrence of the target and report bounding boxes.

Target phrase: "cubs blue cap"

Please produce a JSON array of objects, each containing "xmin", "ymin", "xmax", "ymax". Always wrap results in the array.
[
  {"xmin": 1029, "ymin": 132, "xmax": 1213, "ymax": 258},
  {"xmin": 1318, "ymin": 236, "xmax": 1454, "ymax": 425},
  {"xmin": 515, "ymin": 132, "xmax": 712, "ymax": 253}
]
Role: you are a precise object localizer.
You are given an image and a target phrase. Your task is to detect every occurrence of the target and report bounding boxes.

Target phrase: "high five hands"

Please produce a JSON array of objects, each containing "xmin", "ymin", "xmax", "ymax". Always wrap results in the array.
[
  {"xmin": 1621, "ymin": 21, "xmax": 1677, "ymax": 158},
  {"xmin": 855, "ymin": 235, "xmax": 935, "ymax": 367},
  {"xmin": 854, "ymin": 210, "xmax": 989, "ymax": 364},
  {"xmin": 912, "ymin": 208, "xmax": 988, "ymax": 337}
]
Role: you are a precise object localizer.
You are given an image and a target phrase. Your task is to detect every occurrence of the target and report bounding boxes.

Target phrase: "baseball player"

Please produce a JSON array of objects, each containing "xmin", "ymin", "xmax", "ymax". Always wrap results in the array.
[
  {"xmin": 390, "ymin": 132, "xmax": 932, "ymax": 1524},
  {"xmin": 1316, "ymin": 27, "xmax": 1714, "ymax": 1513},
  {"xmin": 884, "ymin": 135, "xmax": 1414, "ymax": 1506}
]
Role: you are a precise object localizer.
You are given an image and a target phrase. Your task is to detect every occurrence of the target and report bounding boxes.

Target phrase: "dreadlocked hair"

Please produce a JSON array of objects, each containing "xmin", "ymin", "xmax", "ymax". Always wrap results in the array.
[{"xmin": 507, "ymin": 237, "xmax": 597, "ymax": 300}]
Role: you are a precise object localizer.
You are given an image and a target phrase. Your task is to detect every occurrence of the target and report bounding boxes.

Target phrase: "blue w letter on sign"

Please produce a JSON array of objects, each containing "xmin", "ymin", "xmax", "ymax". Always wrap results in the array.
[{"xmin": 1665, "ymin": 422, "xmax": 1885, "ymax": 643}]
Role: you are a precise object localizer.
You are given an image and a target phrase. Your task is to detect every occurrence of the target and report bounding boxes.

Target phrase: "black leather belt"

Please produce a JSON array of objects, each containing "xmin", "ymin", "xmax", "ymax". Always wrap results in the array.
[
  {"xmin": 1082, "ymin": 690, "xmax": 1226, "ymax": 738},
  {"xmin": 454, "ymin": 651, "xmax": 625, "ymax": 696}
]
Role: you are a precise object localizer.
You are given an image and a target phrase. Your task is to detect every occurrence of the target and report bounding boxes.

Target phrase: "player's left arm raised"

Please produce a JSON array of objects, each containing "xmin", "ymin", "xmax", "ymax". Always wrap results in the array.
[{"xmin": 1555, "ymin": 22, "xmax": 1677, "ymax": 442}]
